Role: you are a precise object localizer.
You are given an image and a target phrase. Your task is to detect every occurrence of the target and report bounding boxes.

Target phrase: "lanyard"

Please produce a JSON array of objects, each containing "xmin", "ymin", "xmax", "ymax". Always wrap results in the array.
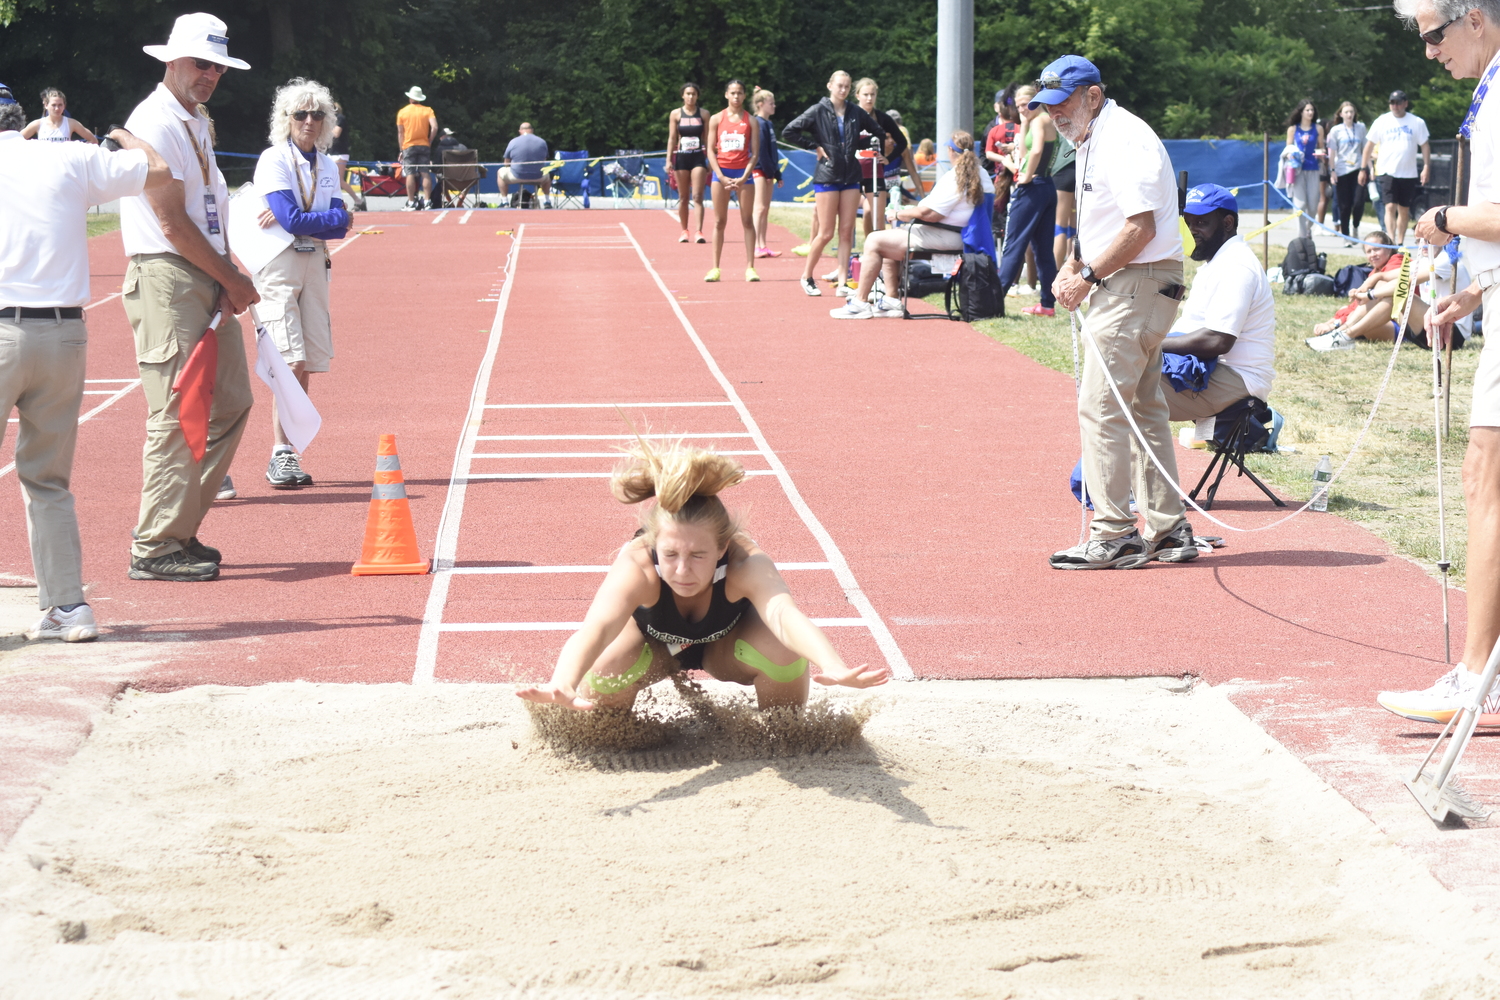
[
  {"xmin": 289, "ymin": 141, "xmax": 318, "ymax": 211},
  {"xmin": 181, "ymin": 118, "xmax": 212, "ymax": 185},
  {"xmin": 1462, "ymin": 59, "xmax": 1500, "ymax": 139}
]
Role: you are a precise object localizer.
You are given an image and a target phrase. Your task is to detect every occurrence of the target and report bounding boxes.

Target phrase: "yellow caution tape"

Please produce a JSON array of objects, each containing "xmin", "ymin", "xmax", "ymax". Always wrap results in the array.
[
  {"xmin": 1390, "ymin": 249, "xmax": 1414, "ymax": 322},
  {"xmin": 1242, "ymin": 210, "xmax": 1301, "ymax": 241}
]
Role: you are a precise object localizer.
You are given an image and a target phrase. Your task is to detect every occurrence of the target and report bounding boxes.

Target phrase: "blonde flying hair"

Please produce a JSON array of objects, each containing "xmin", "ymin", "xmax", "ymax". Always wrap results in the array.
[
  {"xmin": 948, "ymin": 130, "xmax": 984, "ymax": 206},
  {"xmin": 611, "ymin": 438, "xmax": 744, "ymax": 548},
  {"xmin": 267, "ymin": 77, "xmax": 337, "ymax": 151}
]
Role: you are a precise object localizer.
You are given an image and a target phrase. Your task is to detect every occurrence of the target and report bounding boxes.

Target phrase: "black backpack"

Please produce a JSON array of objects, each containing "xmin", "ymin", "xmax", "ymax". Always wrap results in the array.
[
  {"xmin": 1280, "ymin": 235, "xmax": 1327, "ymax": 294},
  {"xmin": 1332, "ymin": 263, "xmax": 1371, "ymax": 296},
  {"xmin": 945, "ymin": 253, "xmax": 1005, "ymax": 321},
  {"xmin": 905, "ymin": 260, "xmax": 950, "ymax": 298}
]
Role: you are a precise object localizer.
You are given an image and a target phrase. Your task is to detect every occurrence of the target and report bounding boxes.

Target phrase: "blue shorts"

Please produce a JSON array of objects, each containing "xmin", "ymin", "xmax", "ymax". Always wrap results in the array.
[
  {"xmin": 714, "ymin": 166, "xmax": 746, "ymax": 184},
  {"xmin": 814, "ymin": 182, "xmax": 860, "ymax": 194}
]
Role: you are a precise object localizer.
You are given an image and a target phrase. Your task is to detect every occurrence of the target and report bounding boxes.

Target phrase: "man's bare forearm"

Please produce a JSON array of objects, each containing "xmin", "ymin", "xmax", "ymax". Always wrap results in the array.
[{"xmin": 146, "ymin": 182, "xmax": 243, "ymax": 287}]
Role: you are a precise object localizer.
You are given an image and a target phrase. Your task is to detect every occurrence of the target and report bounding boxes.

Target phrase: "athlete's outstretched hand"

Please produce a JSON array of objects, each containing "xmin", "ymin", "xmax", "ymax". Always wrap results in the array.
[
  {"xmin": 812, "ymin": 662, "xmax": 890, "ymax": 689},
  {"xmin": 515, "ymin": 684, "xmax": 595, "ymax": 710}
]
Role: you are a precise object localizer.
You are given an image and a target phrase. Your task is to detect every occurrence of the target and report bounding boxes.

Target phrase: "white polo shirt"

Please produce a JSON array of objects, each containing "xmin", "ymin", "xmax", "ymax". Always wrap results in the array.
[
  {"xmin": 1466, "ymin": 50, "xmax": 1500, "ymax": 275},
  {"xmin": 1367, "ymin": 111, "xmax": 1429, "ymax": 178},
  {"xmin": 121, "ymin": 82, "xmax": 229, "ymax": 257},
  {"xmin": 252, "ymin": 141, "xmax": 340, "ymax": 214},
  {"xmin": 1169, "ymin": 235, "xmax": 1276, "ymax": 401},
  {"xmin": 0, "ymin": 131, "xmax": 148, "ymax": 308},
  {"xmin": 1075, "ymin": 99, "xmax": 1183, "ymax": 267}
]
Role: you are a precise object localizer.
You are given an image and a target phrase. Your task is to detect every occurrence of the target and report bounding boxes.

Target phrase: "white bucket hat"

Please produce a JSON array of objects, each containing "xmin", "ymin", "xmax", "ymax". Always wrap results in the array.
[
  {"xmin": 405, "ymin": 86, "xmax": 427, "ymax": 102},
  {"xmin": 143, "ymin": 13, "xmax": 251, "ymax": 71}
]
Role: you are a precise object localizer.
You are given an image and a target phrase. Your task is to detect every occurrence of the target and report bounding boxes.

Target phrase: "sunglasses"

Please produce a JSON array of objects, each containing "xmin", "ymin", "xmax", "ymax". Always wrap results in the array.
[
  {"xmin": 192, "ymin": 58, "xmax": 227, "ymax": 74},
  {"xmin": 1419, "ymin": 14, "xmax": 1464, "ymax": 45},
  {"xmin": 291, "ymin": 110, "xmax": 326, "ymax": 122}
]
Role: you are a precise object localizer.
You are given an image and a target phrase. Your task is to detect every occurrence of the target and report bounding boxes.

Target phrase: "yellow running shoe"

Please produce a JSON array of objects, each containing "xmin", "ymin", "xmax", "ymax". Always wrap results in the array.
[
  {"xmin": 704, "ymin": 267, "xmax": 721, "ymax": 282},
  {"xmin": 791, "ymin": 244, "xmax": 810, "ymax": 257},
  {"xmin": 746, "ymin": 267, "xmax": 760, "ymax": 282}
]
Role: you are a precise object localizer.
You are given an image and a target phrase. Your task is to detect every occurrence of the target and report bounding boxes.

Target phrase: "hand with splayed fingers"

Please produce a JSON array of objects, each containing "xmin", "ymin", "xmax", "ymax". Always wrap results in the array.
[
  {"xmin": 812, "ymin": 662, "xmax": 891, "ymax": 689},
  {"xmin": 516, "ymin": 684, "xmax": 596, "ymax": 711}
]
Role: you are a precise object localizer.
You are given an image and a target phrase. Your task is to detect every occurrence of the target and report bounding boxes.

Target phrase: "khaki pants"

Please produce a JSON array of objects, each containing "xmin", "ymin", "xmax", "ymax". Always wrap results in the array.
[
  {"xmin": 1078, "ymin": 263, "xmax": 1187, "ymax": 542},
  {"xmin": 253, "ymin": 242, "xmax": 334, "ymax": 371},
  {"xmin": 1162, "ymin": 363, "xmax": 1250, "ymax": 422},
  {"xmin": 123, "ymin": 253, "xmax": 254, "ymax": 561},
  {"xmin": 0, "ymin": 314, "xmax": 87, "ymax": 608}
]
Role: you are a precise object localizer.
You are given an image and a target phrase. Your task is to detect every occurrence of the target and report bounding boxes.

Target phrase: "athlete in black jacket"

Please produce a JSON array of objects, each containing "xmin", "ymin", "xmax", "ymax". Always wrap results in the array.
[{"xmin": 781, "ymin": 71, "xmax": 884, "ymax": 296}]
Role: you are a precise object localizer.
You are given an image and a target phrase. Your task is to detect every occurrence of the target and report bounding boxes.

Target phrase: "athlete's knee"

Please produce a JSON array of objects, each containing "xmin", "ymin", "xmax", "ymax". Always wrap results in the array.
[
  {"xmin": 734, "ymin": 639, "xmax": 807, "ymax": 684},
  {"xmin": 583, "ymin": 643, "xmax": 653, "ymax": 695}
]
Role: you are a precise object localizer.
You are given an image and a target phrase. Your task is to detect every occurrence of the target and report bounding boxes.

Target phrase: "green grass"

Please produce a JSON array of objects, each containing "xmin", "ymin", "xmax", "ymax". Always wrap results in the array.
[
  {"xmin": 964, "ymin": 250, "xmax": 1475, "ymax": 586},
  {"xmin": 768, "ymin": 205, "xmax": 869, "ymax": 258},
  {"xmin": 87, "ymin": 213, "xmax": 120, "ymax": 238}
]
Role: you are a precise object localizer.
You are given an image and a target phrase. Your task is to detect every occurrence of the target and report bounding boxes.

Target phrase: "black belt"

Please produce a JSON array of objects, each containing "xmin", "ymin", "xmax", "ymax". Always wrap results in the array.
[{"xmin": 1, "ymin": 307, "xmax": 84, "ymax": 320}]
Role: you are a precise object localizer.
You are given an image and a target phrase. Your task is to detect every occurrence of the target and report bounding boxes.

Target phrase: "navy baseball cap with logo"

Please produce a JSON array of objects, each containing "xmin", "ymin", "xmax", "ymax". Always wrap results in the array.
[
  {"xmin": 0, "ymin": 82, "xmax": 16, "ymax": 105},
  {"xmin": 1183, "ymin": 183, "xmax": 1238, "ymax": 216},
  {"xmin": 1030, "ymin": 55, "xmax": 1101, "ymax": 108}
]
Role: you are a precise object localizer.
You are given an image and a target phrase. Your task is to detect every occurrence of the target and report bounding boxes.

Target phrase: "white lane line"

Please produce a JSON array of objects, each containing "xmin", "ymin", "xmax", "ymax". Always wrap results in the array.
[
  {"xmin": 84, "ymin": 291, "xmax": 121, "ymax": 311},
  {"xmin": 459, "ymin": 210, "xmax": 474, "ymax": 224},
  {"xmin": 484, "ymin": 401, "xmax": 733, "ymax": 409},
  {"xmin": 1, "ymin": 379, "xmax": 141, "ymax": 479},
  {"xmin": 464, "ymin": 470, "xmax": 777, "ymax": 480},
  {"xmin": 85, "ymin": 378, "xmax": 135, "ymax": 383},
  {"xmin": 81, "ymin": 391, "xmax": 118, "ymax": 395},
  {"xmin": 477, "ymin": 433, "xmax": 753, "ymax": 441},
  {"xmin": 448, "ymin": 561, "xmax": 832, "ymax": 575},
  {"xmin": 413, "ymin": 226, "xmax": 523, "ymax": 684},
  {"xmin": 431, "ymin": 210, "xmax": 450, "ymax": 225},
  {"xmin": 328, "ymin": 229, "xmax": 367, "ymax": 256},
  {"xmin": 470, "ymin": 450, "xmax": 764, "ymax": 459},
  {"xmin": 440, "ymin": 618, "xmax": 866, "ymax": 633},
  {"xmin": 619, "ymin": 221, "xmax": 914, "ymax": 681}
]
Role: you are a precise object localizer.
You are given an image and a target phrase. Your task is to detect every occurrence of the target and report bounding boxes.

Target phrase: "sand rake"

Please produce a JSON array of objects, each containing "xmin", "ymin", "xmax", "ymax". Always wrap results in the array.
[{"xmin": 1405, "ymin": 635, "xmax": 1499, "ymax": 823}]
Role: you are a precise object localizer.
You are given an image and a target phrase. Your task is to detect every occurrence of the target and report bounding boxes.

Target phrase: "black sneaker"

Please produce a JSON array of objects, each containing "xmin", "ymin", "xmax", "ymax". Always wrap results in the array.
[
  {"xmin": 1049, "ymin": 532, "xmax": 1151, "ymax": 570},
  {"xmin": 289, "ymin": 453, "xmax": 313, "ymax": 486},
  {"xmin": 1149, "ymin": 520, "xmax": 1200, "ymax": 563},
  {"xmin": 183, "ymin": 537, "xmax": 221, "ymax": 564},
  {"xmin": 267, "ymin": 451, "xmax": 302, "ymax": 488},
  {"xmin": 129, "ymin": 550, "xmax": 219, "ymax": 582}
]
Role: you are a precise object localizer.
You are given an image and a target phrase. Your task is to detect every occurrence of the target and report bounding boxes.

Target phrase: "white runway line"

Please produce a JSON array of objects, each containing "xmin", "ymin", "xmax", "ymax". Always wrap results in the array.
[
  {"xmin": 1, "ymin": 378, "xmax": 141, "ymax": 479},
  {"xmin": 463, "ymin": 470, "xmax": 777, "ymax": 480},
  {"xmin": 413, "ymin": 227, "xmax": 523, "ymax": 684},
  {"xmin": 459, "ymin": 210, "xmax": 473, "ymax": 224},
  {"xmin": 431, "ymin": 210, "xmax": 449, "ymax": 225},
  {"xmin": 484, "ymin": 401, "xmax": 733, "ymax": 409},
  {"xmin": 470, "ymin": 450, "xmax": 763, "ymax": 459},
  {"xmin": 619, "ymin": 221, "xmax": 914, "ymax": 680},
  {"xmin": 84, "ymin": 291, "xmax": 121, "ymax": 311}
]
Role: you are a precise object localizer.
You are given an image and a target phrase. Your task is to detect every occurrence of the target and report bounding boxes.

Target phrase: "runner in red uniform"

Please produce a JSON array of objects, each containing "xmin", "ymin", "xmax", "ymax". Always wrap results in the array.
[{"xmin": 704, "ymin": 79, "xmax": 761, "ymax": 283}]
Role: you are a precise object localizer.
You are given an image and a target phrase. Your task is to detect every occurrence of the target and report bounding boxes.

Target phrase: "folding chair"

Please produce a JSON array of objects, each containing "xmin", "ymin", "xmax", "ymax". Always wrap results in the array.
[
  {"xmin": 359, "ymin": 165, "xmax": 406, "ymax": 200},
  {"xmin": 605, "ymin": 149, "xmax": 644, "ymax": 207},
  {"xmin": 439, "ymin": 149, "xmax": 486, "ymax": 208},
  {"xmin": 1188, "ymin": 396, "xmax": 1286, "ymax": 510},
  {"xmin": 552, "ymin": 151, "xmax": 591, "ymax": 209},
  {"xmin": 897, "ymin": 220, "xmax": 965, "ymax": 320}
]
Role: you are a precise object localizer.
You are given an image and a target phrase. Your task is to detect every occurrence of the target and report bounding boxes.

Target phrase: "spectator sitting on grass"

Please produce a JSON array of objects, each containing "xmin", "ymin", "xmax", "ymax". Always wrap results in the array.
[{"xmin": 1305, "ymin": 231, "xmax": 1460, "ymax": 350}]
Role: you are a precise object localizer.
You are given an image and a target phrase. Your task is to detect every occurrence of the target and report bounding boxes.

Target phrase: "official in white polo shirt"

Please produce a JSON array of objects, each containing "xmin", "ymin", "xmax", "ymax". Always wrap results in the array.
[
  {"xmin": 1032, "ymin": 55, "xmax": 1198, "ymax": 570},
  {"xmin": 1159, "ymin": 184, "xmax": 1276, "ymax": 419},
  {"xmin": 120, "ymin": 12, "xmax": 260, "ymax": 583},
  {"xmin": 250, "ymin": 78, "xmax": 350, "ymax": 490},
  {"xmin": 0, "ymin": 100, "xmax": 169, "ymax": 640},
  {"xmin": 1390, "ymin": 0, "xmax": 1500, "ymax": 726}
]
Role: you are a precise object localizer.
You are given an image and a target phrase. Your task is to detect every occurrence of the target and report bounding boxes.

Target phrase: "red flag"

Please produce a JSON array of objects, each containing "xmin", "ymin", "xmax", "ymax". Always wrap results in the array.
[{"xmin": 171, "ymin": 312, "xmax": 221, "ymax": 463}]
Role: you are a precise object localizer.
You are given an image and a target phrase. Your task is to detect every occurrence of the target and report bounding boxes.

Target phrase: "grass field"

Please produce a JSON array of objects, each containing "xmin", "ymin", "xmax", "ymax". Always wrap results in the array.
[{"xmin": 86, "ymin": 213, "xmax": 119, "ymax": 238}]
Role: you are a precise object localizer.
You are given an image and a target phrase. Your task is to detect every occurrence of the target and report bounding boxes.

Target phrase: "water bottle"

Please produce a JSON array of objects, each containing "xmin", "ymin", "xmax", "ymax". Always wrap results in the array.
[{"xmin": 1310, "ymin": 455, "xmax": 1333, "ymax": 511}]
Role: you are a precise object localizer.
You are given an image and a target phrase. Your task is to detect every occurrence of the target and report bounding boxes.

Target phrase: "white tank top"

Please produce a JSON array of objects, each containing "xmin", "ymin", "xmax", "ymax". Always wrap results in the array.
[{"xmin": 37, "ymin": 117, "xmax": 71, "ymax": 142}]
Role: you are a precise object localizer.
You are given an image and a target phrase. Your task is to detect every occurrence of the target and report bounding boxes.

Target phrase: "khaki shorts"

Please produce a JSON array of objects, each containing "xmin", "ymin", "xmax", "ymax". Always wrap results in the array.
[
  {"xmin": 499, "ymin": 166, "xmax": 546, "ymax": 185},
  {"xmin": 1472, "ymin": 283, "xmax": 1500, "ymax": 427},
  {"xmin": 254, "ymin": 241, "xmax": 334, "ymax": 372},
  {"xmin": 907, "ymin": 222, "xmax": 964, "ymax": 252}
]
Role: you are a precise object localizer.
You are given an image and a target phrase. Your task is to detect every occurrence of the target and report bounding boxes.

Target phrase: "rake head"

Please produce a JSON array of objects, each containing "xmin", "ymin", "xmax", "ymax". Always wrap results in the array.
[{"xmin": 1405, "ymin": 772, "xmax": 1490, "ymax": 824}]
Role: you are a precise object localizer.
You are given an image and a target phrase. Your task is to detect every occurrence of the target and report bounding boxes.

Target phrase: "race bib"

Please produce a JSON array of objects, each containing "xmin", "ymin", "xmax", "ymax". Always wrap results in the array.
[
  {"xmin": 720, "ymin": 132, "xmax": 745, "ymax": 152},
  {"xmin": 679, "ymin": 136, "xmax": 701, "ymax": 153}
]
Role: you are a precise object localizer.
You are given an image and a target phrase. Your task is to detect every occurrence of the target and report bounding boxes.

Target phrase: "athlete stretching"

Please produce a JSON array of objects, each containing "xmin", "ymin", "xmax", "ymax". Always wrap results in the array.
[{"xmin": 517, "ymin": 441, "xmax": 889, "ymax": 711}]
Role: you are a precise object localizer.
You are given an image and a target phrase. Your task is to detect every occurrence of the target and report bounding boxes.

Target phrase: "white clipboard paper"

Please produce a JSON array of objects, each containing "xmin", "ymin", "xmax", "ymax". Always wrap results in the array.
[
  {"xmin": 250, "ymin": 305, "xmax": 322, "ymax": 454},
  {"xmin": 228, "ymin": 181, "xmax": 295, "ymax": 275}
]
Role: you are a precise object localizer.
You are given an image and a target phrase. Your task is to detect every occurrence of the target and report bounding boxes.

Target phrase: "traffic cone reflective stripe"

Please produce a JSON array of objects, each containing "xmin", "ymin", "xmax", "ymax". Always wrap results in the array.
[{"xmin": 352, "ymin": 433, "xmax": 429, "ymax": 576}]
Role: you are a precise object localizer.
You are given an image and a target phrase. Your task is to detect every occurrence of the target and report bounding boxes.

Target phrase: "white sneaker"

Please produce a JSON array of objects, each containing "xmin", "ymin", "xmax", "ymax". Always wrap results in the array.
[
  {"xmin": 871, "ymin": 302, "xmax": 904, "ymax": 318},
  {"xmin": 835, "ymin": 284, "xmax": 853, "ymax": 298},
  {"xmin": 26, "ymin": 604, "xmax": 98, "ymax": 642},
  {"xmin": 1377, "ymin": 664, "xmax": 1500, "ymax": 726},
  {"xmin": 822, "ymin": 268, "xmax": 840, "ymax": 282},
  {"xmin": 1306, "ymin": 330, "xmax": 1356, "ymax": 352},
  {"xmin": 799, "ymin": 277, "xmax": 822, "ymax": 297},
  {"xmin": 829, "ymin": 298, "xmax": 873, "ymax": 320}
]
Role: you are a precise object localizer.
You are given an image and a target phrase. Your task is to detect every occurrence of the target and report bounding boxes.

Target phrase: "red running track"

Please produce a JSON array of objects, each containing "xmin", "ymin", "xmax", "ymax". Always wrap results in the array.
[{"xmin": 2, "ymin": 207, "xmax": 1495, "ymax": 899}]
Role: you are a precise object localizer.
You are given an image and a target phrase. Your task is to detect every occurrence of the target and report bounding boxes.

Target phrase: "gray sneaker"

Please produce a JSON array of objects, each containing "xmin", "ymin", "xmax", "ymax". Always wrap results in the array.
[
  {"xmin": 1149, "ymin": 520, "xmax": 1200, "ymax": 563},
  {"xmin": 128, "ymin": 550, "xmax": 219, "ymax": 582},
  {"xmin": 1049, "ymin": 532, "xmax": 1151, "ymax": 570},
  {"xmin": 216, "ymin": 474, "xmax": 237, "ymax": 500},
  {"xmin": 267, "ymin": 450, "xmax": 303, "ymax": 489}
]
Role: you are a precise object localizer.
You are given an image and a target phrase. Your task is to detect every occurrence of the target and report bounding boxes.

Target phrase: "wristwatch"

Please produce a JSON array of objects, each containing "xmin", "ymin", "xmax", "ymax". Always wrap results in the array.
[
  {"xmin": 1435, "ymin": 205, "xmax": 1452, "ymax": 235},
  {"xmin": 1080, "ymin": 264, "xmax": 1102, "ymax": 285}
]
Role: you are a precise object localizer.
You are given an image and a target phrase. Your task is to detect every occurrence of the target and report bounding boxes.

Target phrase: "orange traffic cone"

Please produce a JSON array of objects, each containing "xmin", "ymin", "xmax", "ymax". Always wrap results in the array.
[{"xmin": 351, "ymin": 434, "xmax": 430, "ymax": 576}]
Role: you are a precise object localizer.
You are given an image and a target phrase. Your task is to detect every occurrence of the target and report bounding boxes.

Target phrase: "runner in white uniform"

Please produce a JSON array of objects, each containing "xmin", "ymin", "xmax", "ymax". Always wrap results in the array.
[{"xmin": 21, "ymin": 89, "xmax": 98, "ymax": 144}]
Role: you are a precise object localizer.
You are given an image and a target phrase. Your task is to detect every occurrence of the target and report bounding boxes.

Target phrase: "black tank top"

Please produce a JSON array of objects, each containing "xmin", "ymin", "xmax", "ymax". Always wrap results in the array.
[
  {"xmin": 677, "ymin": 108, "xmax": 704, "ymax": 149},
  {"xmin": 632, "ymin": 548, "xmax": 749, "ymax": 654}
]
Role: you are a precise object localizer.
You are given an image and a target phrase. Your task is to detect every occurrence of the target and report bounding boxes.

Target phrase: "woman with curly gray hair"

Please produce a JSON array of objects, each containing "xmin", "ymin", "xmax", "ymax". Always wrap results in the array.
[{"xmin": 249, "ymin": 78, "xmax": 350, "ymax": 490}]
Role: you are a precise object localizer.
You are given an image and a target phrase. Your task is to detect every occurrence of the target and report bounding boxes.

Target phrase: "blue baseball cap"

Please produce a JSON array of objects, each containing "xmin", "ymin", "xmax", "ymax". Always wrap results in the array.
[
  {"xmin": 1029, "ymin": 56, "xmax": 1100, "ymax": 108},
  {"xmin": 0, "ymin": 82, "xmax": 16, "ymax": 105},
  {"xmin": 1182, "ymin": 183, "xmax": 1238, "ymax": 215}
]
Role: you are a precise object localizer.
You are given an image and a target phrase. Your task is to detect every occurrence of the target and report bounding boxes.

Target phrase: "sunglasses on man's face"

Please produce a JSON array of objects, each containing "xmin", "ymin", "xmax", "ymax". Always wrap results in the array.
[
  {"xmin": 1419, "ymin": 15, "xmax": 1462, "ymax": 46},
  {"xmin": 192, "ymin": 59, "xmax": 227, "ymax": 75},
  {"xmin": 292, "ymin": 110, "xmax": 327, "ymax": 122}
]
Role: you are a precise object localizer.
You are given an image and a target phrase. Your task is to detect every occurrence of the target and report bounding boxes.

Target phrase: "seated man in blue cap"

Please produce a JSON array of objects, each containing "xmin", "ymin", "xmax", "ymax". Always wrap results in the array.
[{"xmin": 1159, "ymin": 184, "xmax": 1276, "ymax": 421}]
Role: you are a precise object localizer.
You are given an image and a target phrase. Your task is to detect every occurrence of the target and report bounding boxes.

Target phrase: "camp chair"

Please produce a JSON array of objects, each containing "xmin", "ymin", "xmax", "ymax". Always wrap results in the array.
[
  {"xmin": 604, "ymin": 149, "xmax": 644, "ymax": 207},
  {"xmin": 360, "ymin": 164, "xmax": 406, "ymax": 199},
  {"xmin": 439, "ymin": 149, "xmax": 486, "ymax": 208},
  {"xmin": 552, "ymin": 151, "xmax": 591, "ymax": 209},
  {"xmin": 1188, "ymin": 396, "xmax": 1286, "ymax": 510},
  {"xmin": 895, "ymin": 219, "xmax": 966, "ymax": 320}
]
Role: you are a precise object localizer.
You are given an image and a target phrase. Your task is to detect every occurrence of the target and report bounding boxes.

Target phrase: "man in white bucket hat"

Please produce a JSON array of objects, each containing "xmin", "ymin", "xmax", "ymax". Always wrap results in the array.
[
  {"xmin": 119, "ymin": 13, "xmax": 259, "ymax": 582},
  {"xmin": 396, "ymin": 85, "xmax": 438, "ymax": 210}
]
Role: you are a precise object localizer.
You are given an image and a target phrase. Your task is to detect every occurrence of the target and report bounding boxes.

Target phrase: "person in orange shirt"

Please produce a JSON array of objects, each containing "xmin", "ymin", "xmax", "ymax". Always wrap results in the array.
[{"xmin": 395, "ymin": 85, "xmax": 437, "ymax": 210}]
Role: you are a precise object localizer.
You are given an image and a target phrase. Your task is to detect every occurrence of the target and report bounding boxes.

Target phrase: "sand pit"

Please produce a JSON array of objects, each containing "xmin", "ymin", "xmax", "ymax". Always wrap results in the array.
[{"xmin": 2, "ymin": 677, "xmax": 1498, "ymax": 1000}]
